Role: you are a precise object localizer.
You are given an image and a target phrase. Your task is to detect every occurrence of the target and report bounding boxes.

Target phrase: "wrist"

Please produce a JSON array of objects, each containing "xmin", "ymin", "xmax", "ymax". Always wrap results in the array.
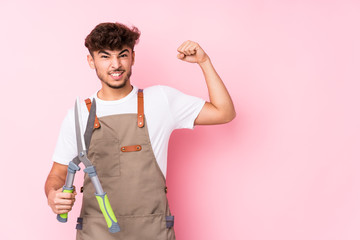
[
  {"xmin": 198, "ymin": 57, "xmax": 211, "ymax": 68},
  {"xmin": 47, "ymin": 186, "xmax": 60, "ymax": 198},
  {"xmin": 47, "ymin": 188, "xmax": 56, "ymax": 197}
]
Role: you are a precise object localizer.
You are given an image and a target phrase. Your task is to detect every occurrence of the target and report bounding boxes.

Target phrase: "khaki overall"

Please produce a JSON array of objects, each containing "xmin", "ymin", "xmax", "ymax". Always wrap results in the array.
[{"xmin": 76, "ymin": 89, "xmax": 176, "ymax": 240}]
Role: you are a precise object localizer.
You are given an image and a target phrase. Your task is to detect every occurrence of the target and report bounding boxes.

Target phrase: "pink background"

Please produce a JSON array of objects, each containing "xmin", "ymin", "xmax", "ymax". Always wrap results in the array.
[{"xmin": 1, "ymin": 0, "xmax": 359, "ymax": 239}]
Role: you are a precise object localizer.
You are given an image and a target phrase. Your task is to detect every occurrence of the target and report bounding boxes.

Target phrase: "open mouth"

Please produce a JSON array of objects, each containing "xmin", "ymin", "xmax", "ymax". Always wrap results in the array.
[{"xmin": 110, "ymin": 71, "xmax": 125, "ymax": 79}]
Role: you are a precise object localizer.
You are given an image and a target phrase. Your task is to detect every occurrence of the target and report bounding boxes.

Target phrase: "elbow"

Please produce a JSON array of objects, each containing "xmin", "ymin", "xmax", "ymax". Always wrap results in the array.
[
  {"xmin": 228, "ymin": 110, "xmax": 237, "ymax": 123},
  {"xmin": 221, "ymin": 109, "xmax": 236, "ymax": 124}
]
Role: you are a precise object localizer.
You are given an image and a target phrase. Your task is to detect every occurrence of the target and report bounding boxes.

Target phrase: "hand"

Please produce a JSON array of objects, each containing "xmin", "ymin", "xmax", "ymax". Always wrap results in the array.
[
  {"xmin": 47, "ymin": 186, "xmax": 77, "ymax": 214},
  {"xmin": 177, "ymin": 40, "xmax": 209, "ymax": 64}
]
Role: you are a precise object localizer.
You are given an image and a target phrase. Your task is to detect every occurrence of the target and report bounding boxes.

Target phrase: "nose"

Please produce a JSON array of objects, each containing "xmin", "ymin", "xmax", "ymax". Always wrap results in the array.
[{"xmin": 110, "ymin": 56, "xmax": 121, "ymax": 69}]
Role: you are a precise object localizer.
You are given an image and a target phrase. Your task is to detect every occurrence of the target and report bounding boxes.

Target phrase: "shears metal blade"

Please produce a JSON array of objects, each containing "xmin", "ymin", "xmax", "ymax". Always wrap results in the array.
[{"xmin": 74, "ymin": 97, "xmax": 93, "ymax": 168}]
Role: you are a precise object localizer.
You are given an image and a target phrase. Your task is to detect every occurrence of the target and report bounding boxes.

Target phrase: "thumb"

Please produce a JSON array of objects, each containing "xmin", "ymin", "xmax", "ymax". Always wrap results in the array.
[
  {"xmin": 177, "ymin": 53, "xmax": 185, "ymax": 59},
  {"xmin": 73, "ymin": 185, "xmax": 77, "ymax": 195}
]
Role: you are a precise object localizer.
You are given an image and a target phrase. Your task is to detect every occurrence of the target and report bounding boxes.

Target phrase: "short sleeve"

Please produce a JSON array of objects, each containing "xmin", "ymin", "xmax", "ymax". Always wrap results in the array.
[
  {"xmin": 160, "ymin": 85, "xmax": 206, "ymax": 129},
  {"xmin": 52, "ymin": 109, "xmax": 77, "ymax": 165}
]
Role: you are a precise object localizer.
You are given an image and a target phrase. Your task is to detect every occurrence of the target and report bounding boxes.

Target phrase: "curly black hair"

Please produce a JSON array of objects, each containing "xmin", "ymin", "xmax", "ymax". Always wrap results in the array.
[{"xmin": 85, "ymin": 22, "xmax": 140, "ymax": 55}]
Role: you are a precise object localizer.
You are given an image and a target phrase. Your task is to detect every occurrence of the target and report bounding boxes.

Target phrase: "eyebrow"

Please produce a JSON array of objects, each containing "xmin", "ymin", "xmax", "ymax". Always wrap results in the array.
[{"xmin": 98, "ymin": 49, "xmax": 130, "ymax": 56}]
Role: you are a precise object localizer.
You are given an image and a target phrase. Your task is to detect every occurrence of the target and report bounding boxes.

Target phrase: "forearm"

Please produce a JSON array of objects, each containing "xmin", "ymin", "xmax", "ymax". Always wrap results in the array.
[
  {"xmin": 198, "ymin": 58, "xmax": 236, "ymax": 122},
  {"xmin": 45, "ymin": 173, "xmax": 65, "ymax": 198}
]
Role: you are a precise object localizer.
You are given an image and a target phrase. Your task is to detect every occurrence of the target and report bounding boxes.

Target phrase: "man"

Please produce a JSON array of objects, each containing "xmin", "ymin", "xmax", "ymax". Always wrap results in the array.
[{"xmin": 45, "ymin": 22, "xmax": 235, "ymax": 239}]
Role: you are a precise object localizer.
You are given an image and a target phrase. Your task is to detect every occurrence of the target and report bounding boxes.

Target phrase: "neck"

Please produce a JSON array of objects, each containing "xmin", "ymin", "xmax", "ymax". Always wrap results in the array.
[{"xmin": 97, "ymin": 82, "xmax": 134, "ymax": 101}]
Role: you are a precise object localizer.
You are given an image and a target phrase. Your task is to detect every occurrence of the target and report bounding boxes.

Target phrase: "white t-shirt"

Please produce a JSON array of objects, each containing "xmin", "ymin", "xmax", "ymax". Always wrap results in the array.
[{"xmin": 52, "ymin": 85, "xmax": 205, "ymax": 178}]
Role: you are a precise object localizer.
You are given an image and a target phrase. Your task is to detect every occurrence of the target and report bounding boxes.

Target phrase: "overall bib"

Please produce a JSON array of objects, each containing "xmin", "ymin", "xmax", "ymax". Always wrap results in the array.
[{"xmin": 76, "ymin": 89, "xmax": 176, "ymax": 240}]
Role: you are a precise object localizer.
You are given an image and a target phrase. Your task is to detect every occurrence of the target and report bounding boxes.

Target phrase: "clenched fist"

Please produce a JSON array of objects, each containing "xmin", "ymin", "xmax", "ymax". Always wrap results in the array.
[
  {"xmin": 48, "ymin": 187, "xmax": 77, "ymax": 214},
  {"xmin": 177, "ymin": 40, "xmax": 209, "ymax": 64}
]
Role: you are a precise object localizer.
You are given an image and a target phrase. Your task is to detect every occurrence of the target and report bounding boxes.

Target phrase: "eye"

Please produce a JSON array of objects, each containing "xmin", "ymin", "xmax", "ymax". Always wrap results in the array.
[
  {"xmin": 120, "ymin": 54, "xmax": 128, "ymax": 58},
  {"xmin": 100, "ymin": 55, "xmax": 109, "ymax": 58}
]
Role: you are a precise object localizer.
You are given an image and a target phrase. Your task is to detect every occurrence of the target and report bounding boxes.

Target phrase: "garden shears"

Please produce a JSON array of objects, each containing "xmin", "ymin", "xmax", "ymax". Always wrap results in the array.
[{"xmin": 56, "ymin": 98, "xmax": 120, "ymax": 233}]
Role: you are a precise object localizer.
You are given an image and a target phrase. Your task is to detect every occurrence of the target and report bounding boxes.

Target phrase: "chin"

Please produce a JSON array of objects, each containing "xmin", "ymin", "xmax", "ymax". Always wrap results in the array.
[{"xmin": 107, "ymin": 80, "xmax": 128, "ymax": 89}]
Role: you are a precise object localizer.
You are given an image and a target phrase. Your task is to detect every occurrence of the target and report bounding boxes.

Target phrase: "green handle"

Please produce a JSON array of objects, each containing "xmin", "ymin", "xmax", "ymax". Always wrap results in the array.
[
  {"xmin": 56, "ymin": 187, "xmax": 74, "ymax": 223},
  {"xmin": 95, "ymin": 193, "xmax": 120, "ymax": 233}
]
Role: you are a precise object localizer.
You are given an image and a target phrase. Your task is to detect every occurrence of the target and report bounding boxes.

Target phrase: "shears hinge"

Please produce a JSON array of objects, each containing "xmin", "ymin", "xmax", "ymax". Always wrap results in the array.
[
  {"xmin": 84, "ymin": 166, "xmax": 97, "ymax": 177},
  {"xmin": 68, "ymin": 161, "xmax": 81, "ymax": 173}
]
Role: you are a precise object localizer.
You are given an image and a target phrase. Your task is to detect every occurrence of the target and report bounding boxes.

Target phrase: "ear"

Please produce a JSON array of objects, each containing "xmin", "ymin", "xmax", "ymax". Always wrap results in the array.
[
  {"xmin": 87, "ymin": 54, "xmax": 95, "ymax": 69},
  {"xmin": 131, "ymin": 51, "xmax": 135, "ymax": 66}
]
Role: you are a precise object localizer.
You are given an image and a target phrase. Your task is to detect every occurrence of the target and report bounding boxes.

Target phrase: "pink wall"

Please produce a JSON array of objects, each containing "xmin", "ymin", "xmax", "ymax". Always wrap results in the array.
[{"xmin": 1, "ymin": 0, "xmax": 359, "ymax": 239}]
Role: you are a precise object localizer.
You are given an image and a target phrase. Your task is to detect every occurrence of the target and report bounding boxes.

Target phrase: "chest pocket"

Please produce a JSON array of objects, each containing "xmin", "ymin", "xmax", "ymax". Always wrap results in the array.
[{"xmin": 90, "ymin": 138, "xmax": 121, "ymax": 177}]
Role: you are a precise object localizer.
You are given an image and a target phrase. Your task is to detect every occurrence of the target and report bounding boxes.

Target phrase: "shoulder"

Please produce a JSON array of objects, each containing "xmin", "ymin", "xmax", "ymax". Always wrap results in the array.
[
  {"xmin": 143, "ymin": 85, "xmax": 186, "ymax": 100},
  {"xmin": 143, "ymin": 85, "xmax": 176, "ymax": 94},
  {"xmin": 143, "ymin": 85, "xmax": 173, "ymax": 102}
]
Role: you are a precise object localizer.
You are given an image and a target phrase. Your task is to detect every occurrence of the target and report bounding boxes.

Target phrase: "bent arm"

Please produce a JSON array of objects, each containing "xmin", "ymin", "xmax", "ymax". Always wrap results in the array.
[
  {"xmin": 177, "ymin": 40, "xmax": 236, "ymax": 125},
  {"xmin": 195, "ymin": 59, "xmax": 236, "ymax": 125}
]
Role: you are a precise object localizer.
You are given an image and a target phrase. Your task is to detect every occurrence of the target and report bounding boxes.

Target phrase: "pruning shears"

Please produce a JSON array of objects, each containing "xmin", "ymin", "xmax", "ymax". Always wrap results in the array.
[{"xmin": 56, "ymin": 98, "xmax": 120, "ymax": 233}]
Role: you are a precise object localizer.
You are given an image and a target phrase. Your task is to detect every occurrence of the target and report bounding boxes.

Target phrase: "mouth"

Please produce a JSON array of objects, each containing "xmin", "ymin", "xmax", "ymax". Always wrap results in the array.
[{"xmin": 109, "ymin": 71, "xmax": 125, "ymax": 80}]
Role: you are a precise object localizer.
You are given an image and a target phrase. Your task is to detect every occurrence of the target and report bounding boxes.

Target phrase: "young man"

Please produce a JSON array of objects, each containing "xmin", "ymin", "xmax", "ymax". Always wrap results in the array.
[{"xmin": 45, "ymin": 22, "xmax": 235, "ymax": 240}]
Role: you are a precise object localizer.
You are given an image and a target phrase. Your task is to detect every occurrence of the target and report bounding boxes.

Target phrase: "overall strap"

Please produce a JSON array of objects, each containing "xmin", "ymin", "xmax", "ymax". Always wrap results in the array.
[
  {"xmin": 137, "ymin": 89, "xmax": 144, "ymax": 128},
  {"xmin": 84, "ymin": 98, "xmax": 100, "ymax": 129}
]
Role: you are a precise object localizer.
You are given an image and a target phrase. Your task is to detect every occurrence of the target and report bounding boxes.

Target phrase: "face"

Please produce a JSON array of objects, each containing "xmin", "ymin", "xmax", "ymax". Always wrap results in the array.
[{"xmin": 87, "ymin": 46, "xmax": 135, "ymax": 89}]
